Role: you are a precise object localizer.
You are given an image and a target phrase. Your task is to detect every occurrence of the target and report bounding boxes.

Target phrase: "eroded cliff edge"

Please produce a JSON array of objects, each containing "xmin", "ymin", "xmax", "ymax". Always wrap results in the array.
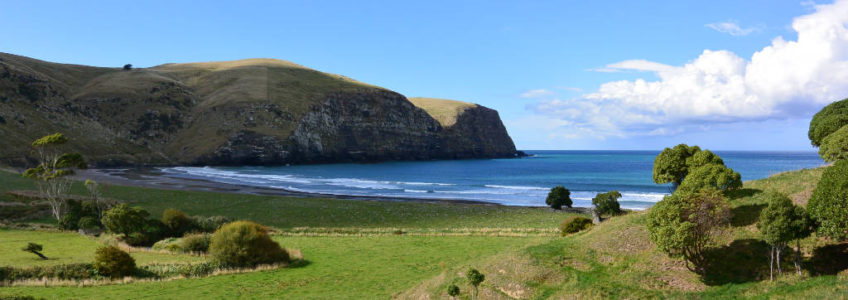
[{"xmin": 0, "ymin": 53, "xmax": 519, "ymax": 167}]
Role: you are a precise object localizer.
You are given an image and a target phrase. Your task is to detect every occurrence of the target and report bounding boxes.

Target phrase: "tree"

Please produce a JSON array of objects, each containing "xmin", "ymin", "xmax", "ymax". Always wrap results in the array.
[
  {"xmin": 652, "ymin": 144, "xmax": 700, "ymax": 187},
  {"xmin": 646, "ymin": 189, "xmax": 731, "ymax": 274},
  {"xmin": 123, "ymin": 64, "xmax": 132, "ymax": 70},
  {"xmin": 209, "ymin": 221, "xmax": 289, "ymax": 267},
  {"xmin": 84, "ymin": 180, "xmax": 109, "ymax": 219},
  {"xmin": 101, "ymin": 204, "xmax": 150, "ymax": 237},
  {"xmin": 546, "ymin": 186, "xmax": 572, "ymax": 209},
  {"xmin": 677, "ymin": 164, "xmax": 742, "ymax": 193},
  {"xmin": 447, "ymin": 284, "xmax": 460, "ymax": 298},
  {"xmin": 758, "ymin": 191, "xmax": 813, "ymax": 280},
  {"xmin": 808, "ymin": 159, "xmax": 848, "ymax": 241},
  {"xmin": 22, "ymin": 243, "xmax": 47, "ymax": 260},
  {"xmin": 592, "ymin": 190, "xmax": 622, "ymax": 216},
  {"xmin": 818, "ymin": 125, "xmax": 848, "ymax": 162},
  {"xmin": 466, "ymin": 268, "xmax": 485, "ymax": 300},
  {"xmin": 162, "ymin": 208, "xmax": 194, "ymax": 236},
  {"xmin": 22, "ymin": 133, "xmax": 86, "ymax": 221},
  {"xmin": 808, "ymin": 97, "xmax": 848, "ymax": 146}
]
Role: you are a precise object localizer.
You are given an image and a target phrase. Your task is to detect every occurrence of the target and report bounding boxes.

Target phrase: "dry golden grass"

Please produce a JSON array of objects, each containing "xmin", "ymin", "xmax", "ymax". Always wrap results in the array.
[{"xmin": 409, "ymin": 97, "xmax": 478, "ymax": 127}]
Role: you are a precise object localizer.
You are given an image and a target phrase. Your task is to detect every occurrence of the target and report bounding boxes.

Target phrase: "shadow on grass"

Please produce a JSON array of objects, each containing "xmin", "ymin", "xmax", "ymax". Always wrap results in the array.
[
  {"xmin": 807, "ymin": 243, "xmax": 848, "ymax": 276},
  {"xmin": 730, "ymin": 204, "xmax": 767, "ymax": 227},
  {"xmin": 701, "ymin": 239, "xmax": 770, "ymax": 285},
  {"xmin": 725, "ymin": 188, "xmax": 762, "ymax": 200},
  {"xmin": 288, "ymin": 259, "xmax": 311, "ymax": 269}
]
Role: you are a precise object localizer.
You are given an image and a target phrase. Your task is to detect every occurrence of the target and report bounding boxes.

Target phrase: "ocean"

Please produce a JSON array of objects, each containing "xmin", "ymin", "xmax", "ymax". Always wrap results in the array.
[{"xmin": 161, "ymin": 150, "xmax": 825, "ymax": 209}]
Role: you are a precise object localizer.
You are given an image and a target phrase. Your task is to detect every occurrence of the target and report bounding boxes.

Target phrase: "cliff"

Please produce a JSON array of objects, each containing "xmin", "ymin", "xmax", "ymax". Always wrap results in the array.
[{"xmin": 0, "ymin": 53, "xmax": 518, "ymax": 167}]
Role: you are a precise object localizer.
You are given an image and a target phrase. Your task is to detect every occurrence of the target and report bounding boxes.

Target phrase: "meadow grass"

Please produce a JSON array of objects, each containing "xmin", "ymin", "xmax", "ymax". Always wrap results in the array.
[{"xmin": 0, "ymin": 235, "xmax": 547, "ymax": 299}]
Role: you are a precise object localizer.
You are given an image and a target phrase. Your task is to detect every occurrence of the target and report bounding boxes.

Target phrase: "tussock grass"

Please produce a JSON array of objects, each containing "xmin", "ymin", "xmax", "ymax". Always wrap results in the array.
[{"xmin": 408, "ymin": 97, "xmax": 477, "ymax": 127}]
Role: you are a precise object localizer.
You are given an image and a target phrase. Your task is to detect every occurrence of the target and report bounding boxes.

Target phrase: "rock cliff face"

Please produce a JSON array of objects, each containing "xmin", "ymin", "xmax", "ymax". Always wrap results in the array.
[{"xmin": 0, "ymin": 53, "xmax": 518, "ymax": 167}]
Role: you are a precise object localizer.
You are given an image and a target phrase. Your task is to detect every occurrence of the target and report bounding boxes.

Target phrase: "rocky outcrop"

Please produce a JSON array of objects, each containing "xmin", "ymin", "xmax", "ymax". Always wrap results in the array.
[{"xmin": 0, "ymin": 53, "xmax": 519, "ymax": 167}]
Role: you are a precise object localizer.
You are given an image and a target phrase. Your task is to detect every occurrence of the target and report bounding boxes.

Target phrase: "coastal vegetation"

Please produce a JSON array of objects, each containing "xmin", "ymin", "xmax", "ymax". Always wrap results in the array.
[{"xmin": 545, "ymin": 185, "xmax": 572, "ymax": 209}]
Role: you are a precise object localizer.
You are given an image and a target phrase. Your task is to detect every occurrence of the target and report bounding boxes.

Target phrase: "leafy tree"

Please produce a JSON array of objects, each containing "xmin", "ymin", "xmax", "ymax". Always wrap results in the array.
[
  {"xmin": 808, "ymin": 159, "xmax": 848, "ymax": 241},
  {"xmin": 162, "ymin": 209, "xmax": 194, "ymax": 236},
  {"xmin": 22, "ymin": 133, "xmax": 86, "ymax": 221},
  {"xmin": 94, "ymin": 246, "xmax": 136, "ymax": 278},
  {"xmin": 123, "ymin": 64, "xmax": 132, "ymax": 70},
  {"xmin": 677, "ymin": 164, "xmax": 742, "ymax": 193},
  {"xmin": 466, "ymin": 268, "xmax": 485, "ymax": 300},
  {"xmin": 818, "ymin": 125, "xmax": 848, "ymax": 162},
  {"xmin": 652, "ymin": 144, "xmax": 700, "ymax": 187},
  {"xmin": 101, "ymin": 204, "xmax": 150, "ymax": 237},
  {"xmin": 686, "ymin": 150, "xmax": 724, "ymax": 169},
  {"xmin": 545, "ymin": 186, "xmax": 572, "ymax": 209},
  {"xmin": 447, "ymin": 284, "xmax": 460, "ymax": 297},
  {"xmin": 22, "ymin": 243, "xmax": 47, "ymax": 260},
  {"xmin": 592, "ymin": 190, "xmax": 622, "ymax": 216},
  {"xmin": 758, "ymin": 191, "xmax": 813, "ymax": 280},
  {"xmin": 647, "ymin": 189, "xmax": 731, "ymax": 274},
  {"xmin": 209, "ymin": 221, "xmax": 289, "ymax": 267},
  {"xmin": 808, "ymin": 97, "xmax": 848, "ymax": 146}
]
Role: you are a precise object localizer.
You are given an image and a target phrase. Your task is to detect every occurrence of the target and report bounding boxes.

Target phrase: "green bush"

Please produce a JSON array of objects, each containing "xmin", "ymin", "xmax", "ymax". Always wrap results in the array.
[
  {"xmin": 180, "ymin": 233, "xmax": 211, "ymax": 253},
  {"xmin": 162, "ymin": 208, "xmax": 194, "ymax": 236},
  {"xmin": 78, "ymin": 216, "xmax": 101, "ymax": 229},
  {"xmin": 101, "ymin": 204, "xmax": 150, "ymax": 237},
  {"xmin": 592, "ymin": 190, "xmax": 622, "ymax": 216},
  {"xmin": 93, "ymin": 246, "xmax": 136, "ymax": 278},
  {"xmin": 447, "ymin": 284, "xmax": 460, "ymax": 296},
  {"xmin": 559, "ymin": 216, "xmax": 593, "ymax": 235},
  {"xmin": 151, "ymin": 238, "xmax": 180, "ymax": 251},
  {"xmin": 209, "ymin": 221, "xmax": 289, "ymax": 267},
  {"xmin": 808, "ymin": 160, "xmax": 848, "ymax": 241},
  {"xmin": 818, "ymin": 125, "xmax": 848, "ymax": 162},
  {"xmin": 192, "ymin": 215, "xmax": 232, "ymax": 233},
  {"xmin": 123, "ymin": 219, "xmax": 167, "ymax": 247},
  {"xmin": 677, "ymin": 163, "xmax": 742, "ymax": 193},
  {"xmin": 546, "ymin": 186, "xmax": 572, "ymax": 209},
  {"xmin": 0, "ymin": 263, "xmax": 96, "ymax": 282}
]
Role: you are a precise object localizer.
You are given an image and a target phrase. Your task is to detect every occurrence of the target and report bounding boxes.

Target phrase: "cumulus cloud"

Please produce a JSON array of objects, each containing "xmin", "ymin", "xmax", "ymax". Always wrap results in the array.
[
  {"xmin": 531, "ymin": 0, "xmax": 848, "ymax": 139},
  {"xmin": 519, "ymin": 88, "xmax": 555, "ymax": 98},
  {"xmin": 706, "ymin": 21, "xmax": 764, "ymax": 36}
]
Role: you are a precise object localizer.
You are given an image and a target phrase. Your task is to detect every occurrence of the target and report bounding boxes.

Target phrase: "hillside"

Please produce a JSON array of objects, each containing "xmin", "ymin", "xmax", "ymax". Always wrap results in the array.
[{"xmin": 0, "ymin": 53, "xmax": 518, "ymax": 167}]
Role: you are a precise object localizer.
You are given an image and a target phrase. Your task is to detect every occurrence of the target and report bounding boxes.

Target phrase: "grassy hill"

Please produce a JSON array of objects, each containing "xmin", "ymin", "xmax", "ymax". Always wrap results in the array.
[
  {"xmin": 408, "ymin": 97, "xmax": 478, "ymax": 127},
  {"xmin": 1, "ymin": 167, "xmax": 846, "ymax": 299},
  {"xmin": 0, "ymin": 53, "xmax": 517, "ymax": 167}
]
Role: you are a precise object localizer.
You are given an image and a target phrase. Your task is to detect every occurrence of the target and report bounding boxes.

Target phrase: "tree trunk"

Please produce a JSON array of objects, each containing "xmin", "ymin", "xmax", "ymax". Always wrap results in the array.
[
  {"xmin": 794, "ymin": 239, "xmax": 802, "ymax": 275},
  {"xmin": 777, "ymin": 245, "xmax": 782, "ymax": 275},
  {"xmin": 30, "ymin": 250, "xmax": 48, "ymax": 260},
  {"xmin": 769, "ymin": 246, "xmax": 774, "ymax": 281}
]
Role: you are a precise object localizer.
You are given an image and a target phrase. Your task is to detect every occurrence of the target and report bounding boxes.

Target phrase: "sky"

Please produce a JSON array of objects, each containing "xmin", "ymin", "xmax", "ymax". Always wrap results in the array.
[{"xmin": 2, "ymin": 0, "xmax": 846, "ymax": 151}]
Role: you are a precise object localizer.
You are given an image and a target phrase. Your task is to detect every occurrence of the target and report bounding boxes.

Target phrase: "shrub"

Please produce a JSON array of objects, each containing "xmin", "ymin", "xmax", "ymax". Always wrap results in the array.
[
  {"xmin": 101, "ymin": 204, "xmax": 150, "ymax": 236},
  {"xmin": 818, "ymin": 125, "xmax": 848, "ymax": 162},
  {"xmin": 546, "ymin": 186, "xmax": 572, "ymax": 209},
  {"xmin": 124, "ymin": 219, "xmax": 168, "ymax": 247},
  {"xmin": 60, "ymin": 212, "xmax": 80, "ymax": 230},
  {"xmin": 808, "ymin": 159, "xmax": 848, "ymax": 241},
  {"xmin": 592, "ymin": 190, "xmax": 622, "ymax": 216},
  {"xmin": 677, "ymin": 163, "xmax": 742, "ymax": 193},
  {"xmin": 78, "ymin": 216, "xmax": 101, "ymax": 229},
  {"xmin": 152, "ymin": 238, "xmax": 181, "ymax": 251},
  {"xmin": 209, "ymin": 221, "xmax": 289, "ymax": 267},
  {"xmin": 0, "ymin": 263, "xmax": 96, "ymax": 282},
  {"xmin": 447, "ymin": 284, "xmax": 460, "ymax": 297},
  {"xmin": 559, "ymin": 216, "xmax": 593, "ymax": 235},
  {"xmin": 192, "ymin": 215, "xmax": 232, "ymax": 233},
  {"xmin": 162, "ymin": 208, "xmax": 194, "ymax": 236},
  {"xmin": 180, "ymin": 233, "xmax": 211, "ymax": 253},
  {"xmin": 647, "ymin": 189, "xmax": 731, "ymax": 274},
  {"xmin": 94, "ymin": 246, "xmax": 136, "ymax": 278}
]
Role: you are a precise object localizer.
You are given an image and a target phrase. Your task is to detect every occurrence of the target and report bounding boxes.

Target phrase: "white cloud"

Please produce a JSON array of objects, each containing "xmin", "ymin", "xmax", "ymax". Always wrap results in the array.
[
  {"xmin": 519, "ymin": 89, "xmax": 555, "ymax": 98},
  {"xmin": 530, "ymin": 0, "xmax": 848, "ymax": 140},
  {"xmin": 556, "ymin": 86, "xmax": 583, "ymax": 93},
  {"xmin": 706, "ymin": 21, "xmax": 764, "ymax": 36}
]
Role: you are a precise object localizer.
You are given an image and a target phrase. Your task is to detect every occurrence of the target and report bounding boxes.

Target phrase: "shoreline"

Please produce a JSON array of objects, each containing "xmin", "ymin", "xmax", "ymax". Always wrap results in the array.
[{"xmin": 75, "ymin": 168, "xmax": 594, "ymax": 214}]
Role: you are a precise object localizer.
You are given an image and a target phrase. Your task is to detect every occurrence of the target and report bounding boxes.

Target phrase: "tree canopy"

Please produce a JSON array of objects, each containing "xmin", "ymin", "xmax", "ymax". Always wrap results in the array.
[
  {"xmin": 646, "ymin": 188, "xmax": 731, "ymax": 274},
  {"xmin": 592, "ymin": 190, "xmax": 622, "ymax": 216},
  {"xmin": 677, "ymin": 163, "xmax": 742, "ymax": 193},
  {"xmin": 652, "ymin": 144, "xmax": 700, "ymax": 186},
  {"xmin": 818, "ymin": 124, "xmax": 848, "ymax": 162},
  {"xmin": 546, "ymin": 186, "xmax": 572, "ymax": 209},
  {"xmin": 808, "ymin": 159, "xmax": 848, "ymax": 241},
  {"xmin": 808, "ymin": 97, "xmax": 848, "ymax": 147}
]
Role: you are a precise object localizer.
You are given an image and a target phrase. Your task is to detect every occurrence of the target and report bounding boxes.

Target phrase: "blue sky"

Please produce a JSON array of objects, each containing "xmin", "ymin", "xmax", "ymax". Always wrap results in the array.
[{"xmin": 2, "ymin": 0, "xmax": 845, "ymax": 151}]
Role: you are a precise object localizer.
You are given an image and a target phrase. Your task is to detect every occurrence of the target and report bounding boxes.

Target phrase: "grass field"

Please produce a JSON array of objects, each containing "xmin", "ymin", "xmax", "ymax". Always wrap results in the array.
[{"xmin": 2, "ymin": 167, "xmax": 848, "ymax": 299}]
